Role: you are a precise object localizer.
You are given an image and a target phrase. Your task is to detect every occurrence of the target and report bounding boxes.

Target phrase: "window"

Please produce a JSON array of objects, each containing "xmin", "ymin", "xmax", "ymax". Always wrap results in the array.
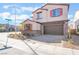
[
  {"xmin": 37, "ymin": 12, "xmax": 42, "ymax": 19},
  {"xmin": 50, "ymin": 8, "xmax": 63, "ymax": 17}
]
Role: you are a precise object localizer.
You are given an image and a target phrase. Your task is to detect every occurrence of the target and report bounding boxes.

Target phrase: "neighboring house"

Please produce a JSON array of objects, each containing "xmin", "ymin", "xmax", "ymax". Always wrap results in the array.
[
  {"xmin": 0, "ymin": 24, "xmax": 6, "ymax": 32},
  {"xmin": 32, "ymin": 3, "xmax": 69, "ymax": 35},
  {"xmin": 0, "ymin": 23, "xmax": 17, "ymax": 32},
  {"xmin": 73, "ymin": 10, "xmax": 79, "ymax": 34},
  {"xmin": 4, "ymin": 24, "xmax": 15, "ymax": 32}
]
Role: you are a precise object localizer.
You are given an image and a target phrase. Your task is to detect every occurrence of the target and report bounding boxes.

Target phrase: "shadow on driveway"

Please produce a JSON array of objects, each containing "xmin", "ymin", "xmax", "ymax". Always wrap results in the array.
[
  {"xmin": 31, "ymin": 35, "xmax": 65, "ymax": 43},
  {"xmin": 72, "ymin": 35, "xmax": 79, "ymax": 45}
]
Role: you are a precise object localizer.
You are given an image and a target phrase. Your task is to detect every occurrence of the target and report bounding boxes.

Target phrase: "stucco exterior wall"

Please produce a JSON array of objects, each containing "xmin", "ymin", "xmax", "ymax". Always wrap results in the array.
[
  {"xmin": 23, "ymin": 20, "xmax": 41, "ymax": 31},
  {"xmin": 23, "ymin": 20, "xmax": 41, "ymax": 35},
  {"xmin": 32, "ymin": 22, "xmax": 41, "ymax": 30},
  {"xmin": 33, "ymin": 4, "xmax": 68, "ymax": 23}
]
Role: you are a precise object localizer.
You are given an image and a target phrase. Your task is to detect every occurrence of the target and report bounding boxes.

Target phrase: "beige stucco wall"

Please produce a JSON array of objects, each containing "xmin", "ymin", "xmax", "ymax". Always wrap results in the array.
[
  {"xmin": 32, "ymin": 22, "xmax": 41, "ymax": 30},
  {"xmin": 23, "ymin": 20, "xmax": 41, "ymax": 31},
  {"xmin": 33, "ymin": 4, "xmax": 69, "ymax": 23}
]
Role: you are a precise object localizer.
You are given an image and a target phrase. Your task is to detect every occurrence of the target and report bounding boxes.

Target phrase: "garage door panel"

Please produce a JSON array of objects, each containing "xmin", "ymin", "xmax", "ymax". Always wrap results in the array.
[{"xmin": 44, "ymin": 23, "xmax": 63, "ymax": 35}]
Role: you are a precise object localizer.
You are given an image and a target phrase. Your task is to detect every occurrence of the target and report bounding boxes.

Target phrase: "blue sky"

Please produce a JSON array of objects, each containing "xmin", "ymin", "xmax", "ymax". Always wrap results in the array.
[
  {"xmin": 0, "ymin": 3, "xmax": 44, "ymax": 25},
  {"xmin": 0, "ymin": 3, "xmax": 79, "ymax": 25},
  {"xmin": 69, "ymin": 3, "xmax": 79, "ymax": 19}
]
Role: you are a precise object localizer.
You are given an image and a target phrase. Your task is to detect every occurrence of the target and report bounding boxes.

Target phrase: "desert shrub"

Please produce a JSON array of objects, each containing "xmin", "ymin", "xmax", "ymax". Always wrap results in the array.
[{"xmin": 70, "ymin": 29, "xmax": 76, "ymax": 35}]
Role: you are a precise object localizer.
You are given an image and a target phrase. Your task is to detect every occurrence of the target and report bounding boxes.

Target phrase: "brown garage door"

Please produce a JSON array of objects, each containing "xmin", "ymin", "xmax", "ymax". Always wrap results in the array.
[{"xmin": 44, "ymin": 22, "xmax": 64, "ymax": 35}]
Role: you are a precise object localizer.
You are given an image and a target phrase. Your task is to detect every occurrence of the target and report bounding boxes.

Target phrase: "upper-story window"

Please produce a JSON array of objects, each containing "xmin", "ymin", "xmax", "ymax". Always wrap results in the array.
[
  {"xmin": 37, "ymin": 12, "xmax": 42, "ymax": 19},
  {"xmin": 50, "ymin": 8, "xmax": 63, "ymax": 17}
]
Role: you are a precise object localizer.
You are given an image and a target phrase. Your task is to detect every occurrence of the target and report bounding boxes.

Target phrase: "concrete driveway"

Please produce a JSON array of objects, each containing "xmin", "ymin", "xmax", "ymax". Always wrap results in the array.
[
  {"xmin": 72, "ymin": 35, "xmax": 79, "ymax": 45},
  {"xmin": 32, "ymin": 35, "xmax": 65, "ymax": 43}
]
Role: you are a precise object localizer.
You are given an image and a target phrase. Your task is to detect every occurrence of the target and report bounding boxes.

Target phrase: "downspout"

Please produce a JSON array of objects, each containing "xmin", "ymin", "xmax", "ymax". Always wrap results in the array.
[
  {"xmin": 41, "ymin": 23, "xmax": 44, "ymax": 35},
  {"xmin": 64, "ymin": 20, "xmax": 69, "ymax": 40}
]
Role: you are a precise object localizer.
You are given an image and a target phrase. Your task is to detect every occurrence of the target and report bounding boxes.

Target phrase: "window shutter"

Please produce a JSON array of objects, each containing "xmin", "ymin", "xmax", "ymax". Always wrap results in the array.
[
  {"xmin": 59, "ymin": 8, "xmax": 62, "ymax": 16},
  {"xmin": 50, "ymin": 8, "xmax": 62, "ymax": 17},
  {"xmin": 50, "ymin": 10, "xmax": 52, "ymax": 16}
]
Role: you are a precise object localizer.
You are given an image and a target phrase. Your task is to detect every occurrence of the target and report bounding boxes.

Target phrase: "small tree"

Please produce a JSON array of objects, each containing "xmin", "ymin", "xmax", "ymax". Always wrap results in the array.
[{"xmin": 67, "ymin": 26, "xmax": 73, "ymax": 47}]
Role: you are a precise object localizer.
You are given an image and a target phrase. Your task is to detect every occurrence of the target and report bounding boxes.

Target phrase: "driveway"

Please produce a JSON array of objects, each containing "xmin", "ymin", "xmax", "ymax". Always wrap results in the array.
[
  {"xmin": 32, "ymin": 35, "xmax": 65, "ymax": 43},
  {"xmin": 72, "ymin": 35, "xmax": 79, "ymax": 45}
]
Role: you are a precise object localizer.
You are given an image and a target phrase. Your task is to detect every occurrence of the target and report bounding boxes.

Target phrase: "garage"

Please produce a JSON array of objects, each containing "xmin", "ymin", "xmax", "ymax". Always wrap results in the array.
[{"xmin": 43, "ymin": 21, "xmax": 64, "ymax": 35}]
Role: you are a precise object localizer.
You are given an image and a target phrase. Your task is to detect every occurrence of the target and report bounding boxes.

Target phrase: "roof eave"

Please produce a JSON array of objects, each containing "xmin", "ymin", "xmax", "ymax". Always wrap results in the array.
[{"xmin": 32, "ymin": 3, "xmax": 70, "ymax": 14}]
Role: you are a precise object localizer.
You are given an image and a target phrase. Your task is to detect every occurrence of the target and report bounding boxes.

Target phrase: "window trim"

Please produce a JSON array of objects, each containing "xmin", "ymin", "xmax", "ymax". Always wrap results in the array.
[
  {"xmin": 50, "ymin": 8, "xmax": 63, "ymax": 17},
  {"xmin": 37, "ymin": 12, "xmax": 43, "ymax": 19}
]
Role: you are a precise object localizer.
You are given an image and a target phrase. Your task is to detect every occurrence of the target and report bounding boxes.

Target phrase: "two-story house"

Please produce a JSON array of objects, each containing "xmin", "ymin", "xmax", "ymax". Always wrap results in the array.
[{"xmin": 31, "ymin": 3, "xmax": 69, "ymax": 35}]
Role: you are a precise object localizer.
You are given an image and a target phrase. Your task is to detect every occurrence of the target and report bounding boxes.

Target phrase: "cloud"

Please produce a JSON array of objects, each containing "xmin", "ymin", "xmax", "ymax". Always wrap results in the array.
[
  {"xmin": 9, "ymin": 14, "xmax": 30, "ymax": 25},
  {"xmin": 10, "ymin": 14, "xmax": 29, "ymax": 20},
  {"xmin": 3, "ymin": 5, "xmax": 10, "ymax": 9},
  {"xmin": 10, "ymin": 15, "xmax": 19, "ymax": 20},
  {"xmin": 0, "ymin": 12, "xmax": 10, "ymax": 19},
  {"xmin": 19, "ymin": 14, "xmax": 29, "ymax": 19},
  {"xmin": 68, "ymin": 14, "xmax": 73, "ymax": 19},
  {"xmin": 0, "ymin": 12, "xmax": 30, "ymax": 21},
  {"xmin": 3, "ymin": 5, "xmax": 40, "ymax": 13},
  {"xmin": 21, "ymin": 7, "xmax": 39, "ymax": 11},
  {"xmin": 3, "ymin": 5, "xmax": 16, "ymax": 9},
  {"xmin": 11, "ymin": 8, "xmax": 22, "ymax": 14}
]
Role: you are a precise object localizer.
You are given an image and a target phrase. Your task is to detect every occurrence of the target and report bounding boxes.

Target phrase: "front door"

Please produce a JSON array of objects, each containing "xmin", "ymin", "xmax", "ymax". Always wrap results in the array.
[{"xmin": 24, "ymin": 24, "xmax": 32, "ymax": 32}]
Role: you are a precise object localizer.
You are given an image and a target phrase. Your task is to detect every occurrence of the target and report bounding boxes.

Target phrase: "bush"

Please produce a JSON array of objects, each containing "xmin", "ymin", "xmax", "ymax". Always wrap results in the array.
[{"xmin": 70, "ymin": 29, "xmax": 76, "ymax": 35}]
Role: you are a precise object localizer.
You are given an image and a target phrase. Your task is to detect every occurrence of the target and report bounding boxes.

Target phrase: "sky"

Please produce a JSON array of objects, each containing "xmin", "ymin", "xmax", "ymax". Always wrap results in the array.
[
  {"xmin": 0, "ymin": 3, "xmax": 44, "ymax": 25},
  {"xmin": 0, "ymin": 3, "xmax": 79, "ymax": 25},
  {"xmin": 68, "ymin": 3, "xmax": 79, "ymax": 21}
]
